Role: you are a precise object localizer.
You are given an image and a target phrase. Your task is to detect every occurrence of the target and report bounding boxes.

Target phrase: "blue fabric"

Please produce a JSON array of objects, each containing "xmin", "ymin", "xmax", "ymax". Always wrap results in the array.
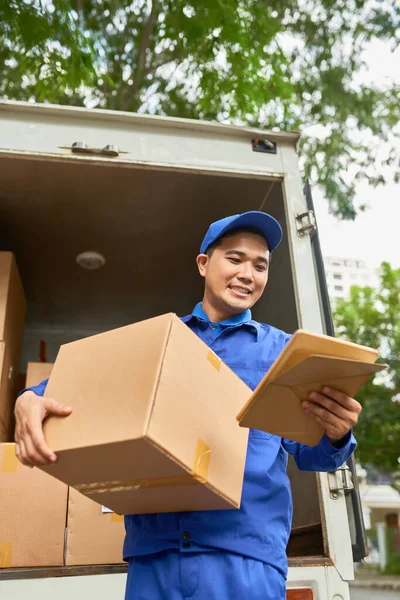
[
  {"xmin": 22, "ymin": 306, "xmax": 357, "ymax": 579},
  {"xmin": 192, "ymin": 302, "xmax": 252, "ymax": 339},
  {"xmin": 125, "ymin": 550, "xmax": 286, "ymax": 600},
  {"xmin": 199, "ymin": 211, "xmax": 282, "ymax": 254}
]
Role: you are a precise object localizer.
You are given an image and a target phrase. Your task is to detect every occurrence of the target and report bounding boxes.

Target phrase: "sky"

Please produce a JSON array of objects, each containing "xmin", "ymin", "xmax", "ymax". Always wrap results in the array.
[{"xmin": 312, "ymin": 39, "xmax": 400, "ymax": 270}]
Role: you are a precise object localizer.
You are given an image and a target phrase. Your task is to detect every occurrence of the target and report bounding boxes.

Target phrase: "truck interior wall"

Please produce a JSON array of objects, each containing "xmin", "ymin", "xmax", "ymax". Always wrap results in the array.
[{"xmin": 1, "ymin": 154, "xmax": 322, "ymax": 557}]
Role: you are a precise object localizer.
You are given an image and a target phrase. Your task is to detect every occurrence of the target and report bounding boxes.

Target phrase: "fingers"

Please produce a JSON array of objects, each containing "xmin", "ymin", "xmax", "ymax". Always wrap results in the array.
[
  {"xmin": 44, "ymin": 398, "xmax": 72, "ymax": 418},
  {"xmin": 15, "ymin": 439, "xmax": 31, "ymax": 468},
  {"xmin": 302, "ymin": 386, "xmax": 362, "ymax": 444},
  {"xmin": 306, "ymin": 392, "xmax": 360, "ymax": 426},
  {"xmin": 14, "ymin": 393, "xmax": 72, "ymax": 468},
  {"xmin": 318, "ymin": 387, "xmax": 362, "ymax": 415}
]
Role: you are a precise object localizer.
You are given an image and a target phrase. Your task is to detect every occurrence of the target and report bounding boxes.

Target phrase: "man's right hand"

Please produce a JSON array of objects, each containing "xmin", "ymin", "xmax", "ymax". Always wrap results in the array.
[{"xmin": 14, "ymin": 391, "xmax": 72, "ymax": 468}]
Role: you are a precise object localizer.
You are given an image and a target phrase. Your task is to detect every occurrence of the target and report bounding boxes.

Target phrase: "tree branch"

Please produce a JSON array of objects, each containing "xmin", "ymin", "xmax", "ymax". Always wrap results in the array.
[
  {"xmin": 144, "ymin": 47, "xmax": 183, "ymax": 77},
  {"xmin": 123, "ymin": 0, "xmax": 159, "ymax": 110}
]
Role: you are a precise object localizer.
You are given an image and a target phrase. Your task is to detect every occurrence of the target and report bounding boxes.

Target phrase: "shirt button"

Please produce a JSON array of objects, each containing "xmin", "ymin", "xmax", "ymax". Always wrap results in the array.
[
  {"xmin": 182, "ymin": 531, "xmax": 191, "ymax": 548},
  {"xmin": 211, "ymin": 326, "xmax": 215, "ymax": 330}
]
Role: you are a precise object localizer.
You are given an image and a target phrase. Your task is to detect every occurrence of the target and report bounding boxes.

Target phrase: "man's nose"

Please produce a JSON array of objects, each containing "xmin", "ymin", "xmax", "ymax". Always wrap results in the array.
[{"xmin": 238, "ymin": 263, "xmax": 254, "ymax": 282}]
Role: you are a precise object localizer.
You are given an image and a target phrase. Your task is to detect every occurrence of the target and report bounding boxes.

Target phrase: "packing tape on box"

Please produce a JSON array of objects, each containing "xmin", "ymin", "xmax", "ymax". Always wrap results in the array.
[
  {"xmin": 111, "ymin": 513, "xmax": 124, "ymax": 523},
  {"xmin": 0, "ymin": 542, "xmax": 13, "ymax": 568},
  {"xmin": 1, "ymin": 444, "xmax": 18, "ymax": 473},
  {"xmin": 76, "ymin": 439, "xmax": 212, "ymax": 496},
  {"xmin": 207, "ymin": 350, "xmax": 221, "ymax": 372}
]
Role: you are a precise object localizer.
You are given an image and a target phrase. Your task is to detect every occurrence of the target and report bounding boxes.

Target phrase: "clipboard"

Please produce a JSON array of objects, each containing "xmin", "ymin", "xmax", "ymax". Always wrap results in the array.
[{"xmin": 236, "ymin": 329, "xmax": 387, "ymax": 446}]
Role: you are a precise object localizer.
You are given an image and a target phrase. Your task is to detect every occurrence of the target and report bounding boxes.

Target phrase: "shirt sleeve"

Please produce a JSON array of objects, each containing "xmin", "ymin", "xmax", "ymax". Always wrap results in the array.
[
  {"xmin": 18, "ymin": 379, "xmax": 49, "ymax": 398},
  {"xmin": 281, "ymin": 431, "xmax": 357, "ymax": 472}
]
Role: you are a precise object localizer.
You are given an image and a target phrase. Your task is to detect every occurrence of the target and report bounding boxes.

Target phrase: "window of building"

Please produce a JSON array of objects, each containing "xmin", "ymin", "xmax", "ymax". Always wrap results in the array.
[
  {"xmin": 333, "ymin": 273, "xmax": 342, "ymax": 280},
  {"xmin": 334, "ymin": 285, "xmax": 344, "ymax": 292}
]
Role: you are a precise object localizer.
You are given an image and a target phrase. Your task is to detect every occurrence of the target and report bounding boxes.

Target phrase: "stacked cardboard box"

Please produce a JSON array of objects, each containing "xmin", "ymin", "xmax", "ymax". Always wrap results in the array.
[
  {"xmin": 23, "ymin": 362, "xmax": 125, "ymax": 567},
  {"xmin": 66, "ymin": 489, "xmax": 125, "ymax": 566},
  {"xmin": 0, "ymin": 443, "xmax": 67, "ymax": 568},
  {"xmin": 0, "ymin": 253, "xmax": 26, "ymax": 442}
]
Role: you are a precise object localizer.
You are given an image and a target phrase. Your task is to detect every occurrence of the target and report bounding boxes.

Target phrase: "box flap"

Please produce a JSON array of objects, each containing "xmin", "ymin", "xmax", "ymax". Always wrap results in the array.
[
  {"xmin": 274, "ymin": 355, "xmax": 386, "ymax": 387},
  {"xmin": 238, "ymin": 332, "xmax": 387, "ymax": 446},
  {"xmin": 237, "ymin": 329, "xmax": 382, "ymax": 422}
]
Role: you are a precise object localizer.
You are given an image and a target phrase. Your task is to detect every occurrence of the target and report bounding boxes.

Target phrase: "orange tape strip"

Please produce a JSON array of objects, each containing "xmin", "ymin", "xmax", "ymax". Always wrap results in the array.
[
  {"xmin": 1, "ymin": 444, "xmax": 18, "ymax": 473},
  {"xmin": 207, "ymin": 350, "xmax": 221, "ymax": 372},
  {"xmin": 0, "ymin": 542, "xmax": 13, "ymax": 568},
  {"xmin": 76, "ymin": 438, "xmax": 212, "ymax": 496},
  {"xmin": 111, "ymin": 513, "xmax": 124, "ymax": 523},
  {"xmin": 192, "ymin": 438, "xmax": 211, "ymax": 484}
]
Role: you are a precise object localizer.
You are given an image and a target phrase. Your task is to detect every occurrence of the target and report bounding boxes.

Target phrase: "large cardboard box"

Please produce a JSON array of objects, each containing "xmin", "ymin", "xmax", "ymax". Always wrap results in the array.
[
  {"xmin": 66, "ymin": 488, "xmax": 125, "ymax": 565},
  {"xmin": 0, "ymin": 443, "xmax": 67, "ymax": 568},
  {"xmin": 0, "ymin": 253, "xmax": 26, "ymax": 442},
  {"xmin": 40, "ymin": 313, "xmax": 250, "ymax": 515}
]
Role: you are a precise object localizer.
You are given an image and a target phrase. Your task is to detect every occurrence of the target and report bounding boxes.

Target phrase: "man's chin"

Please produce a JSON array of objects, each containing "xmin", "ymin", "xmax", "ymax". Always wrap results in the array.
[{"xmin": 223, "ymin": 295, "xmax": 253, "ymax": 314}]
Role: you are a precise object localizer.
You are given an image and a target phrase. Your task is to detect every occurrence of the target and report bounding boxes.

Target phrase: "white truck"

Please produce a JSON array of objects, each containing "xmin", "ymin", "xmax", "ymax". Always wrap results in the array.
[{"xmin": 0, "ymin": 100, "xmax": 367, "ymax": 599}]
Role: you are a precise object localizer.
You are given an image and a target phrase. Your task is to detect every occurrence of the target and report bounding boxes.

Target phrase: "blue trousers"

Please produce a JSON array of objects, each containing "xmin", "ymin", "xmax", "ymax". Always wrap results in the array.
[{"xmin": 124, "ymin": 550, "xmax": 286, "ymax": 600}]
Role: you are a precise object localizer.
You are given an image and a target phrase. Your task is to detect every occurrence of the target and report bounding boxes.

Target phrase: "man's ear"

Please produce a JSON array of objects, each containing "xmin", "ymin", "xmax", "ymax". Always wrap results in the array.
[{"xmin": 196, "ymin": 254, "xmax": 209, "ymax": 278}]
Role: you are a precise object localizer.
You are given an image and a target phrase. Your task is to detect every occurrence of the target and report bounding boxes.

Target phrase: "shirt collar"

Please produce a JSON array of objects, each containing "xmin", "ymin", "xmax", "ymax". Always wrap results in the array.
[{"xmin": 187, "ymin": 302, "xmax": 260, "ymax": 339}]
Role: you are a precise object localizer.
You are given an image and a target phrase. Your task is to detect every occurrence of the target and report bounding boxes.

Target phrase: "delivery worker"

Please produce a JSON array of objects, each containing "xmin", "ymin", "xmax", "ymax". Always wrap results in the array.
[{"xmin": 14, "ymin": 211, "xmax": 361, "ymax": 600}]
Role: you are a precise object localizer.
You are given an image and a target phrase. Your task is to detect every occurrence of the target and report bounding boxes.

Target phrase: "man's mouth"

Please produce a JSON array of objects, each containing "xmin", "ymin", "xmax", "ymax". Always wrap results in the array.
[{"xmin": 229, "ymin": 286, "xmax": 252, "ymax": 297}]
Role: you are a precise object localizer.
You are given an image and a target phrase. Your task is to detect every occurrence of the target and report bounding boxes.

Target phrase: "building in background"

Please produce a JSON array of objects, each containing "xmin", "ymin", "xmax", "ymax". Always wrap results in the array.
[{"xmin": 324, "ymin": 256, "xmax": 380, "ymax": 302}]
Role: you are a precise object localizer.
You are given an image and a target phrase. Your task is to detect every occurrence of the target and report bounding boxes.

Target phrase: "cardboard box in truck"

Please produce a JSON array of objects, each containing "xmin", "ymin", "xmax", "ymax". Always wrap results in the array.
[
  {"xmin": 25, "ymin": 362, "xmax": 125, "ymax": 566},
  {"xmin": 0, "ymin": 443, "xmax": 67, "ymax": 568},
  {"xmin": 66, "ymin": 488, "xmax": 125, "ymax": 566},
  {"xmin": 39, "ymin": 313, "xmax": 250, "ymax": 515},
  {"xmin": 0, "ymin": 253, "xmax": 26, "ymax": 442},
  {"xmin": 25, "ymin": 362, "xmax": 54, "ymax": 389}
]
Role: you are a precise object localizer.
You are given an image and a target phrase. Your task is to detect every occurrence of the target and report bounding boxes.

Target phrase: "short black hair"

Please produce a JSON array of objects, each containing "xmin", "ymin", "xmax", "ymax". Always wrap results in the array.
[{"xmin": 205, "ymin": 226, "xmax": 270, "ymax": 258}]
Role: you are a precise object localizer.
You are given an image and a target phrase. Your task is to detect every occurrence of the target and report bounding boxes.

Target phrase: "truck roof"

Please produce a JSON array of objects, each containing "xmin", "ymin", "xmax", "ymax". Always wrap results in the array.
[{"xmin": 0, "ymin": 100, "xmax": 300, "ymax": 147}]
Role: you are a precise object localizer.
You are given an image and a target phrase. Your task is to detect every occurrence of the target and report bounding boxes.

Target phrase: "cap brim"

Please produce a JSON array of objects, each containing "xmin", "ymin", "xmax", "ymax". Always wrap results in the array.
[{"xmin": 216, "ymin": 211, "xmax": 282, "ymax": 252}]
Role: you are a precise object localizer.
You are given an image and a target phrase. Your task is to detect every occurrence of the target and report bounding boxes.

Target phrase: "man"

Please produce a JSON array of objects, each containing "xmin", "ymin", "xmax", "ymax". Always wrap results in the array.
[{"xmin": 15, "ymin": 211, "xmax": 361, "ymax": 599}]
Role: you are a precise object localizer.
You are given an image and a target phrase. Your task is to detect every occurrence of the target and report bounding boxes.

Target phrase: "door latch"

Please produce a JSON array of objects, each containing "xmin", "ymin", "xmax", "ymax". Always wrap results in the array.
[
  {"xmin": 295, "ymin": 210, "xmax": 317, "ymax": 237},
  {"xmin": 328, "ymin": 464, "xmax": 354, "ymax": 499}
]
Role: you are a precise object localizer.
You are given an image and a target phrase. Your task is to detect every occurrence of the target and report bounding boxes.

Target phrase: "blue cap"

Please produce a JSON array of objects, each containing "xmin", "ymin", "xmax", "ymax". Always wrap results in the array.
[{"xmin": 200, "ymin": 211, "xmax": 283, "ymax": 254}]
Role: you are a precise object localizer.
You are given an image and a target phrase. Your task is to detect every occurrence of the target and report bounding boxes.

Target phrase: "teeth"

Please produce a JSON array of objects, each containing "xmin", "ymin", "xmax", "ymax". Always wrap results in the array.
[{"xmin": 231, "ymin": 287, "xmax": 250, "ymax": 294}]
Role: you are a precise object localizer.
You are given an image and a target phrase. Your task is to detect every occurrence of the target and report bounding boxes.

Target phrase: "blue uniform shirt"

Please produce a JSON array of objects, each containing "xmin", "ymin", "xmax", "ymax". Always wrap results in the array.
[{"xmin": 23, "ymin": 305, "xmax": 356, "ymax": 577}]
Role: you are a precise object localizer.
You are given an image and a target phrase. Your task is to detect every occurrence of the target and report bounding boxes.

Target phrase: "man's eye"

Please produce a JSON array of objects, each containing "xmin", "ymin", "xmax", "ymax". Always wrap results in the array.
[
  {"xmin": 255, "ymin": 265, "xmax": 267, "ymax": 272},
  {"xmin": 228, "ymin": 258, "xmax": 240, "ymax": 264}
]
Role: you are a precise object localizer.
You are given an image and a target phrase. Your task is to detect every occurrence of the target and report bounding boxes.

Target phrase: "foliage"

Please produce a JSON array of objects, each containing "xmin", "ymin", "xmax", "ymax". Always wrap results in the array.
[
  {"xmin": 1, "ymin": 1, "xmax": 400, "ymax": 218},
  {"xmin": 333, "ymin": 262, "xmax": 400, "ymax": 480}
]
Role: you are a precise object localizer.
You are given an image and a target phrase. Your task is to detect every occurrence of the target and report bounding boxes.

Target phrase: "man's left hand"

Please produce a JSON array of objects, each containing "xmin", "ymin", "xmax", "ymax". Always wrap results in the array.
[{"xmin": 302, "ymin": 387, "xmax": 362, "ymax": 444}]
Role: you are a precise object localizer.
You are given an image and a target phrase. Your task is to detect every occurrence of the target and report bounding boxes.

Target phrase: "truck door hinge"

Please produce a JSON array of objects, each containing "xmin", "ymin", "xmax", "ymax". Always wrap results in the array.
[
  {"xmin": 328, "ymin": 464, "xmax": 354, "ymax": 499},
  {"xmin": 295, "ymin": 210, "xmax": 317, "ymax": 237},
  {"xmin": 59, "ymin": 142, "xmax": 127, "ymax": 158}
]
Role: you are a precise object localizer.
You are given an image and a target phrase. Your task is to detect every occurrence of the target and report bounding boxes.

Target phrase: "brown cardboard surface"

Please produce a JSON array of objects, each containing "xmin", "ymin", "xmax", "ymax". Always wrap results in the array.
[
  {"xmin": 237, "ymin": 330, "xmax": 387, "ymax": 446},
  {"xmin": 0, "ymin": 342, "xmax": 7, "ymax": 441},
  {"xmin": 0, "ymin": 443, "xmax": 67, "ymax": 568},
  {"xmin": 0, "ymin": 253, "xmax": 26, "ymax": 442},
  {"xmin": 25, "ymin": 362, "xmax": 53, "ymax": 388},
  {"xmin": 66, "ymin": 488, "xmax": 125, "ymax": 566},
  {"xmin": 39, "ymin": 314, "xmax": 250, "ymax": 514}
]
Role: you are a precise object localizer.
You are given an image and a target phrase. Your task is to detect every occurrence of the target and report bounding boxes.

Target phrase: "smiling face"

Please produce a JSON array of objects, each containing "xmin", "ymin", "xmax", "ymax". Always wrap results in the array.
[{"xmin": 196, "ymin": 230, "xmax": 270, "ymax": 322}]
